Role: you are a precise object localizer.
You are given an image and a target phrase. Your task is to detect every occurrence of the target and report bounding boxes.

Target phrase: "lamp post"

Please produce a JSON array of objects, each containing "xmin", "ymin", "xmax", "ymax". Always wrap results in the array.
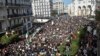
[{"xmin": 8, "ymin": 18, "xmax": 11, "ymax": 31}]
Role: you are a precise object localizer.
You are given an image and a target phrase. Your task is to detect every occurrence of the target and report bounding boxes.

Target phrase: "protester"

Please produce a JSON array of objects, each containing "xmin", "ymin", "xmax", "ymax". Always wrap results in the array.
[
  {"xmin": 77, "ymin": 22, "xmax": 97, "ymax": 56},
  {"xmin": 0, "ymin": 16, "xmax": 95, "ymax": 56}
]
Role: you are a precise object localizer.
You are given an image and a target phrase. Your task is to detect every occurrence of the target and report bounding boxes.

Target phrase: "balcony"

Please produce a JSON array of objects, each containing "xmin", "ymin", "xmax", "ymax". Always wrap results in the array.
[
  {"xmin": 7, "ymin": 14, "xmax": 18, "ymax": 18},
  {"xmin": 0, "ymin": 16, "xmax": 7, "ymax": 21},
  {"xmin": 7, "ymin": 13, "xmax": 32, "ymax": 18},
  {"xmin": 5, "ymin": 3, "xmax": 31, "ymax": 8},
  {"xmin": 0, "ymin": 30, "xmax": 4, "ymax": 35},
  {"xmin": 0, "ymin": 2, "xmax": 5, "ymax": 7},
  {"xmin": 0, "ymin": 29, "xmax": 2, "ymax": 32},
  {"xmin": 5, "ymin": 3, "xmax": 20, "ymax": 7},
  {"xmin": 10, "ymin": 23, "xmax": 23, "ymax": 29}
]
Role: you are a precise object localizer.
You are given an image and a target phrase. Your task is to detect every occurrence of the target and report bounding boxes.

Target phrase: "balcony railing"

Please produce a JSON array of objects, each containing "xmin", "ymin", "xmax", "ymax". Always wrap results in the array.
[
  {"xmin": 0, "ymin": 16, "xmax": 7, "ymax": 21},
  {"xmin": 0, "ymin": 2, "xmax": 5, "ymax": 7},
  {"xmin": 10, "ymin": 23, "xmax": 23, "ymax": 29},
  {"xmin": 5, "ymin": 3, "xmax": 31, "ymax": 7},
  {"xmin": 0, "ymin": 29, "xmax": 2, "ymax": 32},
  {"xmin": 7, "ymin": 13, "xmax": 32, "ymax": 18},
  {"xmin": 0, "ymin": 2, "xmax": 31, "ymax": 7}
]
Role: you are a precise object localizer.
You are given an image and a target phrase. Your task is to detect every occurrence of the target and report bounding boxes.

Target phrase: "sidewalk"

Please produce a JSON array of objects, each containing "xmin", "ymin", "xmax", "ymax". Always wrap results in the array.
[
  {"xmin": 97, "ymin": 22, "xmax": 100, "ymax": 56},
  {"xmin": 97, "ymin": 38, "xmax": 100, "ymax": 56}
]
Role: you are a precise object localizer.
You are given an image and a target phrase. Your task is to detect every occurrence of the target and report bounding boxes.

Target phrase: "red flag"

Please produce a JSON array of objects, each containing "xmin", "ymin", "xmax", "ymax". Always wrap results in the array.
[{"xmin": 71, "ymin": 33, "xmax": 77, "ymax": 39}]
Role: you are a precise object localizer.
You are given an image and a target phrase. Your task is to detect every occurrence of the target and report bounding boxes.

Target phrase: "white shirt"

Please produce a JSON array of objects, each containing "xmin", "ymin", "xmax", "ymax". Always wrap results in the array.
[
  {"xmin": 93, "ymin": 29, "xmax": 97, "ymax": 36},
  {"xmin": 87, "ymin": 26, "xmax": 92, "ymax": 32}
]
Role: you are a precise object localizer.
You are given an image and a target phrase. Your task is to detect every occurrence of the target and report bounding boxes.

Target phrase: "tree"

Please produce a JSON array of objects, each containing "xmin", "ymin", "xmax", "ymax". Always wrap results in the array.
[
  {"xmin": 95, "ymin": 9, "xmax": 100, "ymax": 40},
  {"xmin": 95, "ymin": 10, "xmax": 100, "ymax": 21}
]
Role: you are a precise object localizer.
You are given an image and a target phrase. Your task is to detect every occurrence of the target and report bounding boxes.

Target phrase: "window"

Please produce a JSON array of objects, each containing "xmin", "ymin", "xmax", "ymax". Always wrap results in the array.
[
  {"xmin": 24, "ymin": 18, "xmax": 26, "ymax": 23},
  {"xmin": 13, "ymin": 19, "xmax": 16, "ymax": 25},
  {"xmin": 15, "ymin": 0, "xmax": 16, "ymax": 4},
  {"xmin": 27, "ymin": 9, "xmax": 29, "ymax": 14},
  {"xmin": 5, "ymin": 0, "xmax": 8, "ymax": 5},
  {"xmin": 14, "ymin": 9, "xmax": 17, "ymax": 14},
  {"xmin": 0, "ymin": 22, "xmax": 2, "ymax": 31},
  {"xmin": 27, "ymin": 18, "xmax": 30, "ymax": 21},
  {"xmin": 9, "ymin": 9, "xmax": 12, "ymax": 15},
  {"xmin": 17, "ymin": 19, "xmax": 20, "ymax": 24},
  {"xmin": 18, "ymin": 9, "xmax": 20, "ymax": 14},
  {"xmin": 16, "ymin": 9, "xmax": 18, "ymax": 14},
  {"xmin": 7, "ymin": 9, "xmax": 9, "ymax": 15},
  {"xmin": 28, "ymin": 23, "xmax": 31, "ymax": 27},
  {"xmin": 12, "ymin": 9, "xmax": 14, "ymax": 14}
]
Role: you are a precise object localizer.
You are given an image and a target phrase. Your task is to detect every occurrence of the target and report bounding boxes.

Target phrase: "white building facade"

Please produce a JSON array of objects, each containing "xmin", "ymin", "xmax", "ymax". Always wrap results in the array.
[
  {"xmin": 32, "ymin": 0, "xmax": 53, "ymax": 17},
  {"xmin": 53, "ymin": 0, "xmax": 64, "ymax": 15},
  {"xmin": 67, "ymin": 3, "xmax": 75, "ymax": 16},
  {"xmin": 96, "ymin": 0, "xmax": 100, "ymax": 11},
  {"xmin": 68, "ymin": 0, "xmax": 97, "ymax": 16},
  {"xmin": 64, "ymin": 6, "xmax": 68, "ymax": 14},
  {"xmin": 0, "ymin": 0, "xmax": 33, "ymax": 34}
]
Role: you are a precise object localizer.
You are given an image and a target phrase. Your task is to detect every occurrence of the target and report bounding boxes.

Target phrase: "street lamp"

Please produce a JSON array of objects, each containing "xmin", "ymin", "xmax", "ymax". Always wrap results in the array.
[{"xmin": 8, "ymin": 18, "xmax": 11, "ymax": 31}]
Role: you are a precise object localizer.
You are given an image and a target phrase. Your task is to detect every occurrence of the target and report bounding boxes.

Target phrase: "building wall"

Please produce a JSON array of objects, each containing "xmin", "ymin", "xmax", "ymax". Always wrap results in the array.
[
  {"xmin": 96, "ymin": 0, "xmax": 100, "ymax": 10},
  {"xmin": 0, "ymin": 0, "xmax": 33, "ymax": 34},
  {"xmin": 68, "ymin": 0, "xmax": 96, "ymax": 16},
  {"xmin": 64, "ymin": 6, "xmax": 68, "ymax": 13},
  {"xmin": 67, "ymin": 3, "xmax": 75, "ymax": 16},
  {"xmin": 32, "ymin": 0, "xmax": 52, "ymax": 17},
  {"xmin": 53, "ymin": 0, "xmax": 64, "ymax": 15}
]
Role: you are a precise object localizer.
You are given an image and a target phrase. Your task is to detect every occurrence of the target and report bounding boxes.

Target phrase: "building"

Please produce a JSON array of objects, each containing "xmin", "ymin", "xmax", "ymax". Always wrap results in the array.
[
  {"xmin": 0, "ymin": 0, "xmax": 33, "ymax": 34},
  {"xmin": 96, "ymin": 0, "xmax": 100, "ymax": 11},
  {"xmin": 53, "ymin": 0, "xmax": 64, "ymax": 15},
  {"xmin": 64, "ymin": 6, "xmax": 68, "ymax": 14},
  {"xmin": 68, "ymin": 0, "xmax": 97, "ymax": 16},
  {"xmin": 67, "ymin": 3, "xmax": 74, "ymax": 16},
  {"xmin": 32, "ymin": 0, "xmax": 53, "ymax": 17}
]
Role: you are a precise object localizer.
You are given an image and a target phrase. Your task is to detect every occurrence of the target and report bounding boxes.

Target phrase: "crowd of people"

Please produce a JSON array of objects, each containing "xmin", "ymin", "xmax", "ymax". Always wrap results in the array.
[
  {"xmin": 77, "ymin": 22, "xmax": 97, "ymax": 56},
  {"xmin": 0, "ymin": 15, "xmax": 93, "ymax": 56}
]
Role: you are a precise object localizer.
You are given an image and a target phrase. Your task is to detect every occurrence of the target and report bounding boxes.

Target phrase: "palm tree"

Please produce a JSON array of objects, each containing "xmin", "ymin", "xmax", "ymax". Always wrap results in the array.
[{"xmin": 95, "ymin": 10, "xmax": 100, "ymax": 40}]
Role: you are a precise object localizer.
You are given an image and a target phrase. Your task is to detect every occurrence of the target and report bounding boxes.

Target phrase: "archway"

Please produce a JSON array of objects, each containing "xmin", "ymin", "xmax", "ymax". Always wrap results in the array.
[
  {"xmin": 87, "ymin": 5, "xmax": 92, "ymax": 17},
  {"xmin": 83, "ymin": 6, "xmax": 86, "ymax": 16},
  {"xmin": 78, "ymin": 6, "xmax": 81, "ymax": 16}
]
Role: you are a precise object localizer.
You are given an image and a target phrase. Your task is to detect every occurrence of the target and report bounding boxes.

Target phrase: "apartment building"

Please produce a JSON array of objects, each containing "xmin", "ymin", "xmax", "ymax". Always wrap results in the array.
[
  {"xmin": 0, "ymin": 0, "xmax": 33, "ymax": 34},
  {"xmin": 53, "ymin": 0, "xmax": 64, "ymax": 15},
  {"xmin": 64, "ymin": 6, "xmax": 68, "ymax": 14},
  {"xmin": 67, "ymin": 3, "xmax": 74, "ymax": 16},
  {"xmin": 32, "ymin": 0, "xmax": 53, "ymax": 17}
]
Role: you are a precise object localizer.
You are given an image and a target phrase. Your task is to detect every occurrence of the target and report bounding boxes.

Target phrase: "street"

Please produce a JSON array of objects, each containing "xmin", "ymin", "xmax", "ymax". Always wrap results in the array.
[{"xmin": 0, "ymin": 15, "xmax": 96, "ymax": 56}]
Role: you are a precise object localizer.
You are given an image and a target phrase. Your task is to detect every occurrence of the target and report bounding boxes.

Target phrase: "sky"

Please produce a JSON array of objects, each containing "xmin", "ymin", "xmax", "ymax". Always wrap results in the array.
[
  {"xmin": 53, "ymin": 0, "xmax": 72, "ymax": 6},
  {"xmin": 63, "ymin": 0, "xmax": 72, "ymax": 5}
]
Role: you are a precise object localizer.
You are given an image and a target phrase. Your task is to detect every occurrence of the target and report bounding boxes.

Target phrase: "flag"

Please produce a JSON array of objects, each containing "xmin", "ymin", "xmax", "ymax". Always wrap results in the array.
[{"xmin": 71, "ymin": 33, "xmax": 77, "ymax": 39}]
